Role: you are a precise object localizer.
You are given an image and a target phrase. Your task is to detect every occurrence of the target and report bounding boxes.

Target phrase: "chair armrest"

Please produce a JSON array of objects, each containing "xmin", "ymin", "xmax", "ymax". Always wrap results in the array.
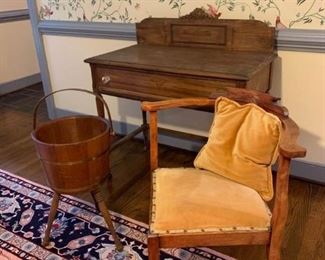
[
  {"xmin": 279, "ymin": 118, "xmax": 306, "ymax": 159},
  {"xmin": 142, "ymin": 99, "xmax": 216, "ymax": 171},
  {"xmin": 142, "ymin": 97, "xmax": 288, "ymax": 118},
  {"xmin": 141, "ymin": 98, "xmax": 215, "ymax": 112}
]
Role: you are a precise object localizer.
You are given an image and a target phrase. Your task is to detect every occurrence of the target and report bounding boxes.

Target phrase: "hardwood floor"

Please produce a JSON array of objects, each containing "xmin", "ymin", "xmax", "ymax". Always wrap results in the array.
[{"xmin": 0, "ymin": 84, "xmax": 324, "ymax": 260}]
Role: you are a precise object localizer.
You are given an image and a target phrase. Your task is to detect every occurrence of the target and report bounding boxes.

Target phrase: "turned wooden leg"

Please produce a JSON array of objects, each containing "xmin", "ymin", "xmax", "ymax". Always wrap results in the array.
[
  {"xmin": 142, "ymin": 110, "xmax": 149, "ymax": 150},
  {"xmin": 148, "ymin": 235, "xmax": 160, "ymax": 260},
  {"xmin": 91, "ymin": 187, "xmax": 123, "ymax": 252},
  {"xmin": 42, "ymin": 191, "xmax": 60, "ymax": 246}
]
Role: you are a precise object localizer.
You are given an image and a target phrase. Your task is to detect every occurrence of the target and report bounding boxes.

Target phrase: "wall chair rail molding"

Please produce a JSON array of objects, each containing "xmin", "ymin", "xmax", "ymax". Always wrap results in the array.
[
  {"xmin": 38, "ymin": 20, "xmax": 136, "ymax": 40},
  {"xmin": 276, "ymin": 29, "xmax": 325, "ymax": 53},
  {"xmin": 36, "ymin": 20, "xmax": 325, "ymax": 53},
  {"xmin": 0, "ymin": 9, "xmax": 29, "ymax": 23}
]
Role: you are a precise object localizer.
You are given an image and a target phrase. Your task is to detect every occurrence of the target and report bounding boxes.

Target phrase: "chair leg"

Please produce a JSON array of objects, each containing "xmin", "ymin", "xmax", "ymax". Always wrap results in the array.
[
  {"xmin": 267, "ymin": 221, "xmax": 283, "ymax": 260},
  {"xmin": 91, "ymin": 187, "xmax": 123, "ymax": 252},
  {"xmin": 148, "ymin": 235, "xmax": 160, "ymax": 260},
  {"xmin": 268, "ymin": 240, "xmax": 281, "ymax": 260},
  {"xmin": 42, "ymin": 191, "xmax": 60, "ymax": 246}
]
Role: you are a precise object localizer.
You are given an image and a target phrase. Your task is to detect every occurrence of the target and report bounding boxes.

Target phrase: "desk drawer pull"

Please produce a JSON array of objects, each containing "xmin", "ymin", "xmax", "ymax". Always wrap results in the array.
[{"xmin": 101, "ymin": 75, "xmax": 111, "ymax": 84}]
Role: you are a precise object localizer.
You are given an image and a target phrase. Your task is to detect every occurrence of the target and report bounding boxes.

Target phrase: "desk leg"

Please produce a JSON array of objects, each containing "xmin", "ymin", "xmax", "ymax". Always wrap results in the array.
[
  {"xmin": 90, "ymin": 64, "xmax": 105, "ymax": 118},
  {"xmin": 142, "ymin": 110, "xmax": 149, "ymax": 150},
  {"xmin": 93, "ymin": 91, "xmax": 112, "ymax": 178},
  {"xmin": 95, "ymin": 93, "xmax": 105, "ymax": 118}
]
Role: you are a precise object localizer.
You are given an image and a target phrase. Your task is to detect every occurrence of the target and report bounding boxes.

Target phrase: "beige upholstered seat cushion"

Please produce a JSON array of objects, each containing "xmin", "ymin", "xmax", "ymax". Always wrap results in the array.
[
  {"xmin": 194, "ymin": 97, "xmax": 282, "ymax": 201},
  {"xmin": 150, "ymin": 168, "xmax": 271, "ymax": 234}
]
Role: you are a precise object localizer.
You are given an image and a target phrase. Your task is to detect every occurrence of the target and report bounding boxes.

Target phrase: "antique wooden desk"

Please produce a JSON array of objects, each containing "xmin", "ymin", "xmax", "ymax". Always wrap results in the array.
[{"xmin": 85, "ymin": 16, "xmax": 276, "ymax": 146}]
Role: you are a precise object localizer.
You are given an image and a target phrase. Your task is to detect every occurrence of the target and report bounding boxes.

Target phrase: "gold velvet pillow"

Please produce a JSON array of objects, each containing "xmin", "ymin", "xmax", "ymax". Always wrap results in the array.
[{"xmin": 194, "ymin": 97, "xmax": 282, "ymax": 201}]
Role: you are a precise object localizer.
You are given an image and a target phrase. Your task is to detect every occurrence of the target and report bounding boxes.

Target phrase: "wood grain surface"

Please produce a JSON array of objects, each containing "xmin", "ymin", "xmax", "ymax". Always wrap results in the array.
[{"xmin": 85, "ymin": 18, "xmax": 277, "ymax": 106}]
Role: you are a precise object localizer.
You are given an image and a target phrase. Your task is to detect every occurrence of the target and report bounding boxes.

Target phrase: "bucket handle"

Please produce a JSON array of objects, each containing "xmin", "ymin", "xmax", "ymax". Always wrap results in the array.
[{"xmin": 33, "ymin": 88, "xmax": 114, "ymax": 134}]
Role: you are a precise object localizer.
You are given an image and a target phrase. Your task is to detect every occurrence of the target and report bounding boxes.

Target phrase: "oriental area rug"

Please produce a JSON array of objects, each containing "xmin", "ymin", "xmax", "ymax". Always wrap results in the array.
[{"xmin": 0, "ymin": 169, "xmax": 233, "ymax": 260}]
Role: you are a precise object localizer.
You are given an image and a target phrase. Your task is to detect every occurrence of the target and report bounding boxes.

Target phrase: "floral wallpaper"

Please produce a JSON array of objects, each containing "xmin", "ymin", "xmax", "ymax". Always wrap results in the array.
[{"xmin": 39, "ymin": 0, "xmax": 325, "ymax": 29}]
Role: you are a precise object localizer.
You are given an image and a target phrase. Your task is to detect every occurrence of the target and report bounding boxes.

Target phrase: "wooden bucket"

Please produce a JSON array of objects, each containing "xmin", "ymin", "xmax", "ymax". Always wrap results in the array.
[{"xmin": 31, "ymin": 88, "xmax": 114, "ymax": 194}]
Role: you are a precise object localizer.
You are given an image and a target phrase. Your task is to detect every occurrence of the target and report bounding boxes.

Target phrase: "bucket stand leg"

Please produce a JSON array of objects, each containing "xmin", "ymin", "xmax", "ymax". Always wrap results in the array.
[
  {"xmin": 42, "ymin": 191, "xmax": 60, "ymax": 246},
  {"xmin": 91, "ymin": 188, "xmax": 124, "ymax": 252}
]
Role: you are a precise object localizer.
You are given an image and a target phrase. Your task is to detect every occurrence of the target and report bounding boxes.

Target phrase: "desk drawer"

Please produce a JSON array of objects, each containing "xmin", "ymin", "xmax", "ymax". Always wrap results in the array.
[{"xmin": 94, "ymin": 67, "xmax": 240, "ymax": 101}]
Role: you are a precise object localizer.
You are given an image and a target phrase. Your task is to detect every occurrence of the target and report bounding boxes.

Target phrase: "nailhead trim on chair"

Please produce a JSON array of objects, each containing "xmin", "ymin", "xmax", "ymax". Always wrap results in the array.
[
  {"xmin": 149, "ymin": 226, "xmax": 271, "ymax": 235},
  {"xmin": 150, "ymin": 169, "xmax": 272, "ymax": 235}
]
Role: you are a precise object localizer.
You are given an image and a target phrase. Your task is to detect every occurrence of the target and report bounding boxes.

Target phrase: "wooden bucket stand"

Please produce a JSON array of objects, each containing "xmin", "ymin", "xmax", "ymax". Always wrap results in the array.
[{"xmin": 31, "ymin": 88, "xmax": 123, "ymax": 251}]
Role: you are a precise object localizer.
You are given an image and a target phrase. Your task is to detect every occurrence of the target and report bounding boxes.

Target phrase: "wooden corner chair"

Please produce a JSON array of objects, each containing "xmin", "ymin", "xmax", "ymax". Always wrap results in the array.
[{"xmin": 141, "ymin": 88, "xmax": 306, "ymax": 260}]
